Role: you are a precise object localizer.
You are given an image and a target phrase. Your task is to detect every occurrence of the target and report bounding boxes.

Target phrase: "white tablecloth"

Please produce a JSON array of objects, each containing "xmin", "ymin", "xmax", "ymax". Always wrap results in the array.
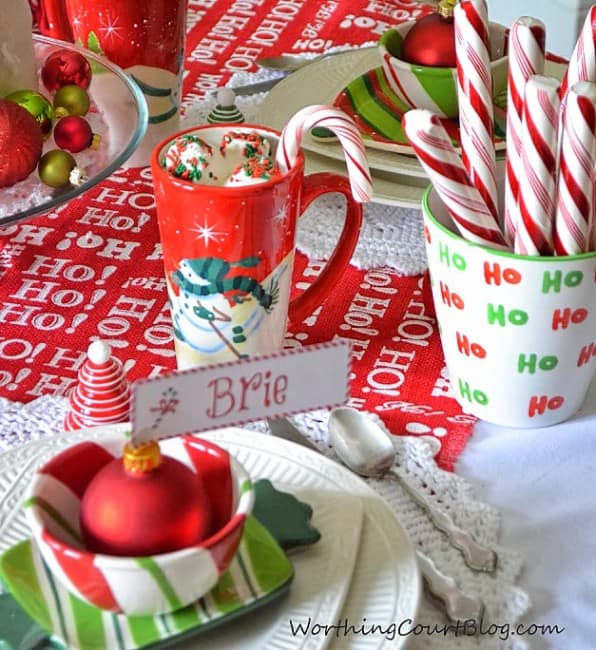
[{"xmin": 458, "ymin": 377, "xmax": 596, "ymax": 650}]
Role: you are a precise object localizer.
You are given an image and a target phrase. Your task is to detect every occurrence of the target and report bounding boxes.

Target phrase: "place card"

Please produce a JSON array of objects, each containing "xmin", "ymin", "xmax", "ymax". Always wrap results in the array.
[{"xmin": 130, "ymin": 341, "xmax": 350, "ymax": 443}]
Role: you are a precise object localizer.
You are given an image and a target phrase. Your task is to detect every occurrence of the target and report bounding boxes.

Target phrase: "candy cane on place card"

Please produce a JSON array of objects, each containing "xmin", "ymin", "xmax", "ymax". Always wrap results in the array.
[
  {"xmin": 553, "ymin": 81, "xmax": 596, "ymax": 255},
  {"xmin": 560, "ymin": 5, "xmax": 596, "ymax": 99},
  {"xmin": 276, "ymin": 105, "xmax": 373, "ymax": 202},
  {"xmin": 454, "ymin": 0, "xmax": 499, "ymax": 222},
  {"xmin": 513, "ymin": 75, "xmax": 560, "ymax": 256},
  {"xmin": 403, "ymin": 109, "xmax": 507, "ymax": 250},
  {"xmin": 503, "ymin": 16, "xmax": 546, "ymax": 245}
]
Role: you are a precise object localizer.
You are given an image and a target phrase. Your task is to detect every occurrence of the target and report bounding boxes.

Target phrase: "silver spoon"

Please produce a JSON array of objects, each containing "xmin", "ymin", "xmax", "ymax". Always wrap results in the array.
[
  {"xmin": 328, "ymin": 407, "xmax": 497, "ymax": 573},
  {"xmin": 256, "ymin": 50, "xmax": 345, "ymax": 73},
  {"xmin": 266, "ymin": 414, "xmax": 483, "ymax": 622}
]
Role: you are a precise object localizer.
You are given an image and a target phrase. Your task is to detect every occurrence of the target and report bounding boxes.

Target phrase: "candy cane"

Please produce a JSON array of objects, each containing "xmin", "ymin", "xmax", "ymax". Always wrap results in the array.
[
  {"xmin": 560, "ymin": 6, "xmax": 596, "ymax": 99},
  {"xmin": 454, "ymin": 0, "xmax": 499, "ymax": 222},
  {"xmin": 276, "ymin": 105, "xmax": 373, "ymax": 202},
  {"xmin": 591, "ymin": 175, "xmax": 596, "ymax": 250},
  {"xmin": 503, "ymin": 17, "xmax": 546, "ymax": 245},
  {"xmin": 403, "ymin": 109, "xmax": 507, "ymax": 249},
  {"xmin": 513, "ymin": 76, "xmax": 560, "ymax": 256},
  {"xmin": 553, "ymin": 81, "xmax": 596, "ymax": 255}
]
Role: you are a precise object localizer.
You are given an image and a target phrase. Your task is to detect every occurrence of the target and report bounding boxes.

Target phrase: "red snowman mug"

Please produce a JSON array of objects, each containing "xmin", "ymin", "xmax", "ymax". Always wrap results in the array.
[
  {"xmin": 151, "ymin": 124, "xmax": 363, "ymax": 369},
  {"xmin": 38, "ymin": 0, "xmax": 187, "ymax": 166}
]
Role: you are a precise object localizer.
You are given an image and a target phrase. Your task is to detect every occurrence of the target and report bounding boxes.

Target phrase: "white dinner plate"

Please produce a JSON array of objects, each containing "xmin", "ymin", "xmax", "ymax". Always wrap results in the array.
[{"xmin": 0, "ymin": 426, "xmax": 420, "ymax": 650}]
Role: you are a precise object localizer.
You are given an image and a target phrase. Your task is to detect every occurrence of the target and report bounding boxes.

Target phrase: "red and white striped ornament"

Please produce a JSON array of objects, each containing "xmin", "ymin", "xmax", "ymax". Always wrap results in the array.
[
  {"xmin": 553, "ymin": 81, "xmax": 596, "ymax": 255},
  {"xmin": 276, "ymin": 104, "xmax": 373, "ymax": 203},
  {"xmin": 503, "ymin": 16, "xmax": 546, "ymax": 245},
  {"xmin": 403, "ymin": 109, "xmax": 507, "ymax": 249},
  {"xmin": 64, "ymin": 340, "xmax": 131, "ymax": 431},
  {"xmin": 454, "ymin": 0, "xmax": 499, "ymax": 221},
  {"xmin": 560, "ymin": 6, "xmax": 596, "ymax": 99},
  {"xmin": 513, "ymin": 75, "xmax": 560, "ymax": 256}
]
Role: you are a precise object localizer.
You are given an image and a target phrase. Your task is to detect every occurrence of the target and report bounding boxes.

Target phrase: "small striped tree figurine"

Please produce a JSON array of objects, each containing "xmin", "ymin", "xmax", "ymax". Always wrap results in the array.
[{"xmin": 64, "ymin": 339, "xmax": 131, "ymax": 431}]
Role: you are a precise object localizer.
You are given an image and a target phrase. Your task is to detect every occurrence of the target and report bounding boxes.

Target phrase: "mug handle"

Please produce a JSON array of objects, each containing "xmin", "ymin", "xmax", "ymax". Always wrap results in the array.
[{"xmin": 288, "ymin": 172, "xmax": 363, "ymax": 323}]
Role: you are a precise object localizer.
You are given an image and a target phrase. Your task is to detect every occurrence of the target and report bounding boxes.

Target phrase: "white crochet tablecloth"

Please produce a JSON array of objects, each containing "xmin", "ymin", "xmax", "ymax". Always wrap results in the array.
[{"xmin": 0, "ymin": 396, "xmax": 529, "ymax": 650}]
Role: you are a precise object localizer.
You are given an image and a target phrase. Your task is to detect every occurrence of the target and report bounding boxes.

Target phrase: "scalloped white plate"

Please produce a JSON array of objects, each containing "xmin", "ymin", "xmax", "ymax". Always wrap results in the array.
[{"xmin": 0, "ymin": 426, "xmax": 420, "ymax": 650}]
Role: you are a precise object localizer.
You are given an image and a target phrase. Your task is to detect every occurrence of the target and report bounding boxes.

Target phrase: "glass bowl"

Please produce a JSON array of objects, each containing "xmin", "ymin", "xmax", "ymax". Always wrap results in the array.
[{"xmin": 0, "ymin": 34, "xmax": 148, "ymax": 228}]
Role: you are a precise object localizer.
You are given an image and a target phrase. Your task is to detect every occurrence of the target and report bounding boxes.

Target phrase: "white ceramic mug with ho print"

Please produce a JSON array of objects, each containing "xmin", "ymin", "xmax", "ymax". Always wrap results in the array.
[{"xmin": 423, "ymin": 185, "xmax": 596, "ymax": 428}]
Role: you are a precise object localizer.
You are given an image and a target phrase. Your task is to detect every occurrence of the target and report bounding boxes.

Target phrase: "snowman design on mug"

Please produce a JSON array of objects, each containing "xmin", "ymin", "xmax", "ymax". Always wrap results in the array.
[{"xmin": 170, "ymin": 256, "xmax": 284, "ymax": 359}]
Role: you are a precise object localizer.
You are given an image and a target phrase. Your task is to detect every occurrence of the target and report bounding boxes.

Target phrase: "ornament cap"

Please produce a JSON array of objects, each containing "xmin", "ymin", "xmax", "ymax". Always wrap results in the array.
[
  {"xmin": 438, "ymin": 0, "xmax": 457, "ymax": 18},
  {"xmin": 54, "ymin": 106, "xmax": 69, "ymax": 119},
  {"xmin": 123, "ymin": 440, "xmax": 162, "ymax": 474}
]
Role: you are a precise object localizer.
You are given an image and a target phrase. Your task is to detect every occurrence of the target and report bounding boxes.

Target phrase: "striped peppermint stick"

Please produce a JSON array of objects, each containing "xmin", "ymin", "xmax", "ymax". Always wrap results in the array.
[
  {"xmin": 560, "ymin": 6, "xmax": 596, "ymax": 99},
  {"xmin": 553, "ymin": 82, "xmax": 596, "ymax": 255},
  {"xmin": 454, "ymin": 0, "xmax": 499, "ymax": 222},
  {"xmin": 503, "ymin": 17, "xmax": 546, "ymax": 245},
  {"xmin": 513, "ymin": 75, "xmax": 560, "ymax": 256},
  {"xmin": 591, "ymin": 177, "xmax": 596, "ymax": 250},
  {"xmin": 403, "ymin": 109, "xmax": 507, "ymax": 249},
  {"xmin": 276, "ymin": 104, "xmax": 373, "ymax": 202}
]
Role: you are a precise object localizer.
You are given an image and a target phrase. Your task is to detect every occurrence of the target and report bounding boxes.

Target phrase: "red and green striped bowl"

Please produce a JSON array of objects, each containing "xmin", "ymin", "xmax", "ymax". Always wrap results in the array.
[
  {"xmin": 379, "ymin": 20, "xmax": 509, "ymax": 119},
  {"xmin": 23, "ymin": 434, "xmax": 254, "ymax": 616}
]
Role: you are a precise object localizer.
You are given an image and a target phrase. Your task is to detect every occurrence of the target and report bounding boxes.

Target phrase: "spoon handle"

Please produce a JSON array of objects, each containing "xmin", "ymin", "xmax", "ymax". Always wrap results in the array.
[
  {"xmin": 415, "ymin": 551, "xmax": 484, "ymax": 623},
  {"xmin": 390, "ymin": 469, "xmax": 497, "ymax": 573}
]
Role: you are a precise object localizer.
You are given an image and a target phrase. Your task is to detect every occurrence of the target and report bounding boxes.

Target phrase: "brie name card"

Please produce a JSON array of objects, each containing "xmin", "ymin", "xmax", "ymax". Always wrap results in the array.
[{"xmin": 131, "ymin": 341, "xmax": 350, "ymax": 443}]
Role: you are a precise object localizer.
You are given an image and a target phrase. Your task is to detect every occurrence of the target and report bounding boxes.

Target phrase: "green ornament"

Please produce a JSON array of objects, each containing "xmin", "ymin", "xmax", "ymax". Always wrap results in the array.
[
  {"xmin": 5, "ymin": 89, "xmax": 54, "ymax": 139},
  {"xmin": 38, "ymin": 150, "xmax": 76, "ymax": 188},
  {"xmin": 53, "ymin": 84, "xmax": 90, "ymax": 117}
]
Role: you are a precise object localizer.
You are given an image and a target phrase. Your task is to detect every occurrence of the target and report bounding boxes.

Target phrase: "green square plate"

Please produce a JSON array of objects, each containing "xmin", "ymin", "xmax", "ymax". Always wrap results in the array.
[{"xmin": 0, "ymin": 510, "xmax": 295, "ymax": 650}]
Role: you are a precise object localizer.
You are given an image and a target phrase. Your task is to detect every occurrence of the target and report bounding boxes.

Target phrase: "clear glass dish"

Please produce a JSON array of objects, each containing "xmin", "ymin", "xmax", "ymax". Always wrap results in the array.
[{"xmin": 0, "ymin": 34, "xmax": 148, "ymax": 228}]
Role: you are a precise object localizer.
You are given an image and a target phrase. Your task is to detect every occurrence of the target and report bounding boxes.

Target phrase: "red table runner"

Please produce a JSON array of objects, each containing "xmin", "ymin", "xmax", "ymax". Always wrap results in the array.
[{"xmin": 5, "ymin": 0, "xmax": 475, "ymax": 470}]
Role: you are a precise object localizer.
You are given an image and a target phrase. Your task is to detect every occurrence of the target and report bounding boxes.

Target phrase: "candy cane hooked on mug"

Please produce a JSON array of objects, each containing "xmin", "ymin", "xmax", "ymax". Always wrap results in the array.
[
  {"xmin": 553, "ymin": 81, "xmax": 596, "ymax": 255},
  {"xmin": 403, "ymin": 109, "xmax": 507, "ymax": 250},
  {"xmin": 276, "ymin": 105, "xmax": 373, "ymax": 203},
  {"xmin": 503, "ymin": 17, "xmax": 546, "ymax": 245}
]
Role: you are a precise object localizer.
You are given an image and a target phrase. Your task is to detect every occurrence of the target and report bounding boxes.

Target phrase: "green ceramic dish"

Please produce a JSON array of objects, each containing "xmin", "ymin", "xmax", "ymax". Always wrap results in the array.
[{"xmin": 0, "ymin": 478, "xmax": 322, "ymax": 650}]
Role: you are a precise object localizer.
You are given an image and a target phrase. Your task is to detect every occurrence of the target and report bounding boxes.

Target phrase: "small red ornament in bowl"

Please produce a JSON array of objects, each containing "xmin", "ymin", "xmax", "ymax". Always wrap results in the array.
[
  {"xmin": 378, "ymin": 0, "xmax": 509, "ymax": 119},
  {"xmin": 24, "ymin": 431, "xmax": 254, "ymax": 615},
  {"xmin": 401, "ymin": 0, "xmax": 457, "ymax": 67},
  {"xmin": 41, "ymin": 48, "xmax": 92, "ymax": 92},
  {"xmin": 80, "ymin": 439, "xmax": 212, "ymax": 556},
  {"xmin": 54, "ymin": 115, "xmax": 100, "ymax": 153}
]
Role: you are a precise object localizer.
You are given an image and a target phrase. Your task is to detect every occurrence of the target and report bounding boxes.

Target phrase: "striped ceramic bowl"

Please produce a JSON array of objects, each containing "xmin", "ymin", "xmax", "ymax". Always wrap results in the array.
[
  {"xmin": 24, "ymin": 433, "xmax": 254, "ymax": 616},
  {"xmin": 379, "ymin": 20, "xmax": 509, "ymax": 119}
]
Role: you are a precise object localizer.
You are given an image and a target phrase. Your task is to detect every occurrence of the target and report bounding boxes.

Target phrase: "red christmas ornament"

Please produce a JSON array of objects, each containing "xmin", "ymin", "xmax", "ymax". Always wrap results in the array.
[
  {"xmin": 401, "ymin": 0, "xmax": 457, "ymax": 67},
  {"xmin": 64, "ymin": 340, "xmax": 131, "ymax": 431},
  {"xmin": 41, "ymin": 49, "xmax": 92, "ymax": 93},
  {"xmin": 0, "ymin": 99, "xmax": 43, "ymax": 188},
  {"xmin": 54, "ymin": 115, "xmax": 99, "ymax": 153},
  {"xmin": 80, "ymin": 440, "xmax": 213, "ymax": 556}
]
